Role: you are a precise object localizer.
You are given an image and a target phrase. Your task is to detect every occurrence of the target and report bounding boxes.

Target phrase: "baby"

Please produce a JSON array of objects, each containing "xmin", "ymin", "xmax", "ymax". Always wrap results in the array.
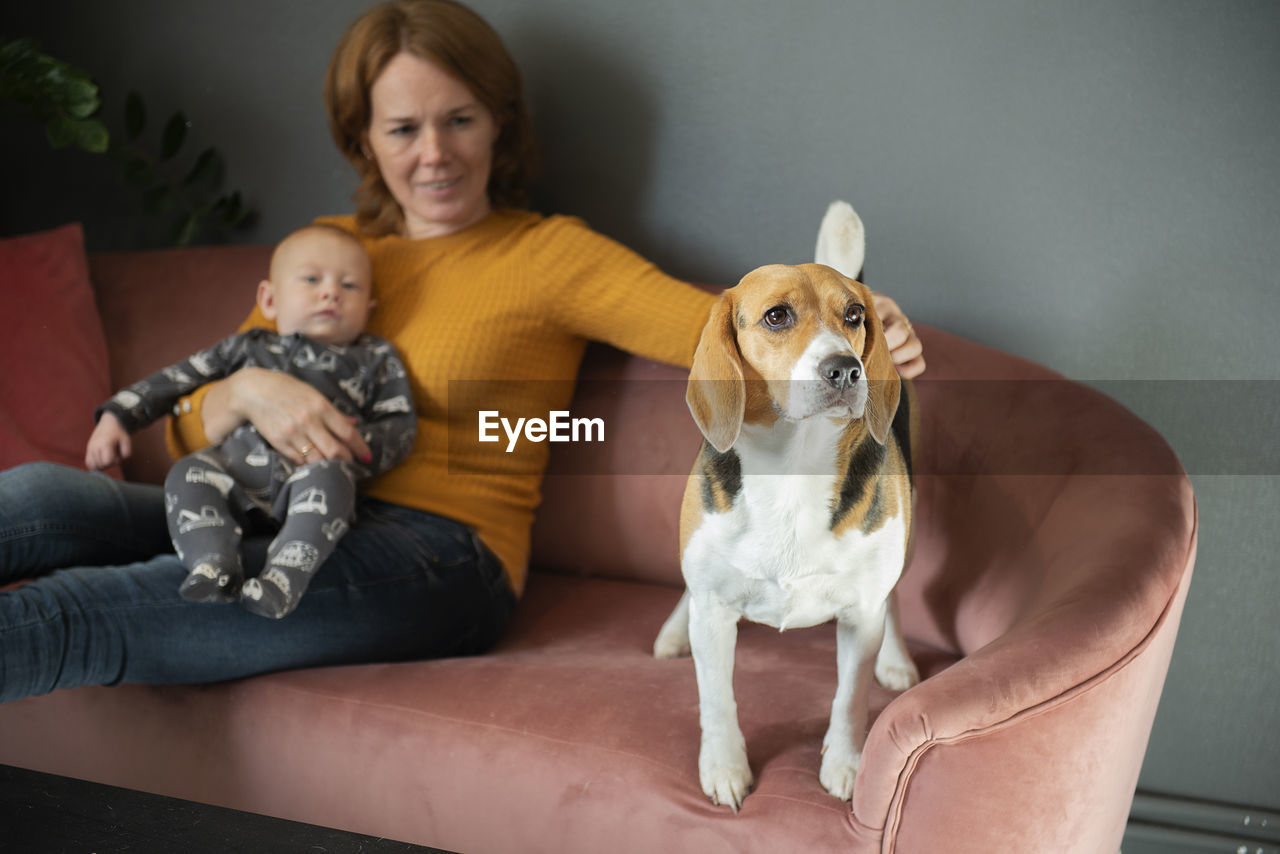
[{"xmin": 87, "ymin": 224, "xmax": 416, "ymax": 618}]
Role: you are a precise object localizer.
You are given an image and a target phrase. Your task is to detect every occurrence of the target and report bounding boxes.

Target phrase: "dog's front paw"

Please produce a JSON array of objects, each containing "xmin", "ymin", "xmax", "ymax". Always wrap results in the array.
[
  {"xmin": 700, "ymin": 742, "xmax": 754, "ymax": 811},
  {"xmin": 874, "ymin": 657, "xmax": 920, "ymax": 692},
  {"xmin": 818, "ymin": 737, "xmax": 861, "ymax": 802}
]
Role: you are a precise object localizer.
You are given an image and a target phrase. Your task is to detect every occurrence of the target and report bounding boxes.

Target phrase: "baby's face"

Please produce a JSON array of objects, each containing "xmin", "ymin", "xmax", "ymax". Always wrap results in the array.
[{"xmin": 260, "ymin": 229, "xmax": 374, "ymax": 345}]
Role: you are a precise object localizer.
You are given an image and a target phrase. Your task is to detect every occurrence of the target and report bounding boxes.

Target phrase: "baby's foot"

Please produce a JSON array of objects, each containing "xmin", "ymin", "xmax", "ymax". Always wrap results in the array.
[
  {"xmin": 179, "ymin": 562, "xmax": 241, "ymax": 603},
  {"xmin": 240, "ymin": 571, "xmax": 294, "ymax": 620}
]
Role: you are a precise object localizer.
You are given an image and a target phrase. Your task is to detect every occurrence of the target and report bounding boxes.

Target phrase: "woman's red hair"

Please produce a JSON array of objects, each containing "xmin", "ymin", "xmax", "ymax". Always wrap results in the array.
[{"xmin": 324, "ymin": 0, "xmax": 540, "ymax": 236}]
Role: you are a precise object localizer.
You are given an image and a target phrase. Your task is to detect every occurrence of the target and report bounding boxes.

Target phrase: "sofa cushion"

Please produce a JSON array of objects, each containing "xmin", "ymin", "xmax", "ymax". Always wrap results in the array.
[
  {"xmin": 531, "ymin": 343, "xmax": 700, "ymax": 588},
  {"xmin": 0, "ymin": 572, "xmax": 956, "ymax": 853},
  {"xmin": 0, "ymin": 223, "xmax": 113, "ymax": 474}
]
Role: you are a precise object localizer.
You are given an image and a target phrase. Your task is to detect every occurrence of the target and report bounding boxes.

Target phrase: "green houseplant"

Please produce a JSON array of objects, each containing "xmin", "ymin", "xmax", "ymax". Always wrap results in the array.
[{"xmin": 1, "ymin": 36, "xmax": 253, "ymax": 245}]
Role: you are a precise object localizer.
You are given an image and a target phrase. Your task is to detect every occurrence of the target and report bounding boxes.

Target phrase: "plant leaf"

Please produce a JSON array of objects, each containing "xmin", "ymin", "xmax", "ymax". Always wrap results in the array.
[
  {"xmin": 0, "ymin": 38, "xmax": 42, "ymax": 73},
  {"xmin": 161, "ymin": 111, "xmax": 187, "ymax": 161},
  {"xmin": 173, "ymin": 211, "xmax": 202, "ymax": 246},
  {"xmin": 75, "ymin": 118, "xmax": 109, "ymax": 153},
  {"xmin": 44, "ymin": 115, "xmax": 75, "ymax": 149},
  {"xmin": 214, "ymin": 191, "xmax": 252, "ymax": 228},
  {"xmin": 124, "ymin": 91, "xmax": 145, "ymax": 141},
  {"xmin": 142, "ymin": 185, "xmax": 171, "ymax": 214},
  {"xmin": 182, "ymin": 147, "xmax": 223, "ymax": 190},
  {"xmin": 63, "ymin": 78, "xmax": 100, "ymax": 118},
  {"xmin": 123, "ymin": 153, "xmax": 154, "ymax": 186}
]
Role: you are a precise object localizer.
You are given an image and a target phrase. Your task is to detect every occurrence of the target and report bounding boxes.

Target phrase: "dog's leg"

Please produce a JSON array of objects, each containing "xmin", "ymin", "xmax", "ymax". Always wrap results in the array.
[
  {"xmin": 688, "ymin": 593, "xmax": 753, "ymax": 810},
  {"xmin": 874, "ymin": 590, "xmax": 921, "ymax": 691},
  {"xmin": 820, "ymin": 613, "xmax": 884, "ymax": 801},
  {"xmin": 653, "ymin": 589, "xmax": 692, "ymax": 659}
]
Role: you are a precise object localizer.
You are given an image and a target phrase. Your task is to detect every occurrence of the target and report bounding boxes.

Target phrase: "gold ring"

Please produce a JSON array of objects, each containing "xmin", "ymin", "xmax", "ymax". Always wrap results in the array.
[{"xmin": 298, "ymin": 443, "xmax": 314, "ymax": 457}]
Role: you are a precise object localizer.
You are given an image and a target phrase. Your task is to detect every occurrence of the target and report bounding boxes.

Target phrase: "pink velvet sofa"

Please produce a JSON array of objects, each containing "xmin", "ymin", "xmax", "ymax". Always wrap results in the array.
[{"xmin": 0, "ymin": 239, "xmax": 1197, "ymax": 853}]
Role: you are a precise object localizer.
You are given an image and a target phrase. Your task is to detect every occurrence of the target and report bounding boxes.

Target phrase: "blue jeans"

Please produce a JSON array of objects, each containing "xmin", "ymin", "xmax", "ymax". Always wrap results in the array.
[{"xmin": 0, "ymin": 463, "xmax": 516, "ymax": 703}]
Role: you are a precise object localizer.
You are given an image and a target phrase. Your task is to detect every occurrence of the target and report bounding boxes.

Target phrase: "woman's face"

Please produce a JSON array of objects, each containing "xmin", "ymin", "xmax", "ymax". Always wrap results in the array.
[{"xmin": 366, "ymin": 52, "xmax": 500, "ymax": 240}]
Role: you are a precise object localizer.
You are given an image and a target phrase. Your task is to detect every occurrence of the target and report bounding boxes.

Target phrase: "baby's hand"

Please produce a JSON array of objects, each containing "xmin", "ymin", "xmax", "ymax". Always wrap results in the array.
[{"xmin": 85, "ymin": 411, "xmax": 132, "ymax": 471}]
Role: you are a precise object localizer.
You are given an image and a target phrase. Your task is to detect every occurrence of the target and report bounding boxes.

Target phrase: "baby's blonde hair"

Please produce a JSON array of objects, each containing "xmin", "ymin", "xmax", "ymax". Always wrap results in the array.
[{"xmin": 268, "ymin": 224, "xmax": 369, "ymax": 282}]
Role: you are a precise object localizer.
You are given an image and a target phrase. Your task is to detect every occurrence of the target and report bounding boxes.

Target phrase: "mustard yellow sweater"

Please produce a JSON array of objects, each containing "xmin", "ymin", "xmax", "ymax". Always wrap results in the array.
[{"xmin": 169, "ymin": 209, "xmax": 716, "ymax": 594}]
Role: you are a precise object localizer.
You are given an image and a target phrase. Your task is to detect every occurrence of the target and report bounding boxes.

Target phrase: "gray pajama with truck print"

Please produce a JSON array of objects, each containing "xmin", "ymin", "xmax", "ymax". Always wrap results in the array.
[{"xmin": 97, "ymin": 328, "xmax": 416, "ymax": 618}]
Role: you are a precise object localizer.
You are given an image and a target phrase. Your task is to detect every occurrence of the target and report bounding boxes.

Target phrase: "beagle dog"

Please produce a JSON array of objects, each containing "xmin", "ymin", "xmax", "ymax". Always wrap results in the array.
[{"xmin": 654, "ymin": 202, "xmax": 919, "ymax": 810}]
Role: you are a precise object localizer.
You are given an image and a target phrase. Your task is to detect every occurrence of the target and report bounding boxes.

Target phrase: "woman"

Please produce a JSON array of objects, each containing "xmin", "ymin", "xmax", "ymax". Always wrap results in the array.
[{"xmin": 0, "ymin": 0, "xmax": 923, "ymax": 703}]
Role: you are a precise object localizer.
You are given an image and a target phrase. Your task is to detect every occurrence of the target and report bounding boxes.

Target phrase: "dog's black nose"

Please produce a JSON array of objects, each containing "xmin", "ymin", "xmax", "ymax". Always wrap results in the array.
[{"xmin": 818, "ymin": 354, "xmax": 862, "ymax": 389}]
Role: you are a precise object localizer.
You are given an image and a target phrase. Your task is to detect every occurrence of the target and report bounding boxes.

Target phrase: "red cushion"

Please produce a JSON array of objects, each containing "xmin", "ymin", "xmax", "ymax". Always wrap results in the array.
[{"xmin": 0, "ymin": 223, "xmax": 113, "ymax": 473}]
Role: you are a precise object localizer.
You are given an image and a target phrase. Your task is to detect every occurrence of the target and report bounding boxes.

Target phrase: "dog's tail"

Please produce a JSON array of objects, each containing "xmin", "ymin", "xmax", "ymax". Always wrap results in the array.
[{"xmin": 814, "ymin": 200, "xmax": 866, "ymax": 280}]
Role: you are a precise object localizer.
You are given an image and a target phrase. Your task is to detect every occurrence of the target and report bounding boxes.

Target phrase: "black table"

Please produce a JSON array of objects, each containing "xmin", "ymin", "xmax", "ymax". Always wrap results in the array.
[{"xmin": 0, "ymin": 764, "xmax": 452, "ymax": 853}]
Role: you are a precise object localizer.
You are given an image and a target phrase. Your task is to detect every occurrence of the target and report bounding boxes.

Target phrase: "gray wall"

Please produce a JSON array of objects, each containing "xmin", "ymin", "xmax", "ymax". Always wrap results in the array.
[{"xmin": 5, "ymin": 0, "xmax": 1277, "ymax": 829}]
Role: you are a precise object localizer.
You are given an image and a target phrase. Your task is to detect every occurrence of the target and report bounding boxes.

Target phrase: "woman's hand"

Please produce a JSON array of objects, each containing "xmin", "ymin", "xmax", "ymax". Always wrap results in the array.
[
  {"xmin": 206, "ymin": 367, "xmax": 372, "ymax": 466},
  {"xmin": 872, "ymin": 292, "xmax": 926, "ymax": 379}
]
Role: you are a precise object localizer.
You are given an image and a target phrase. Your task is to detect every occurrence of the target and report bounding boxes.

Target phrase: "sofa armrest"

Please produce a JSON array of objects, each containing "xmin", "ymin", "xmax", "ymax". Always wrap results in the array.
[{"xmin": 853, "ymin": 473, "xmax": 1197, "ymax": 852}]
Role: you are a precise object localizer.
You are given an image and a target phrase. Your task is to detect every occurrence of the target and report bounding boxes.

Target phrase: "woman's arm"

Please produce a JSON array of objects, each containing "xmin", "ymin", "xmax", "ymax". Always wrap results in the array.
[
  {"xmin": 166, "ymin": 303, "xmax": 370, "ymax": 466},
  {"xmin": 538, "ymin": 216, "xmax": 926, "ymax": 377}
]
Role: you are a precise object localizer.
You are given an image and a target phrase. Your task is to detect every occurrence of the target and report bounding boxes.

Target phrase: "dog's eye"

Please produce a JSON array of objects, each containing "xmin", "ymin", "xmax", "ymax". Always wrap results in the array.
[
  {"xmin": 762, "ymin": 305, "xmax": 792, "ymax": 329},
  {"xmin": 844, "ymin": 304, "xmax": 865, "ymax": 327}
]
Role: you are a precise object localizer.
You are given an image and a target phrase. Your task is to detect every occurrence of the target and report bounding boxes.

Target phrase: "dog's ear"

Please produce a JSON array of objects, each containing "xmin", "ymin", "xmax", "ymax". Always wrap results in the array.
[
  {"xmin": 687, "ymin": 293, "xmax": 744, "ymax": 453},
  {"xmin": 862, "ymin": 298, "xmax": 901, "ymax": 445}
]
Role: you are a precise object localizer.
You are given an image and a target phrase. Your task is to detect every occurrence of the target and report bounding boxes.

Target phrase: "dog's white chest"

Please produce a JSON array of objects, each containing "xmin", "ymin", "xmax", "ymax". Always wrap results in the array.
[
  {"xmin": 755, "ymin": 571, "xmax": 859, "ymax": 631},
  {"xmin": 684, "ymin": 476, "xmax": 906, "ymax": 630}
]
